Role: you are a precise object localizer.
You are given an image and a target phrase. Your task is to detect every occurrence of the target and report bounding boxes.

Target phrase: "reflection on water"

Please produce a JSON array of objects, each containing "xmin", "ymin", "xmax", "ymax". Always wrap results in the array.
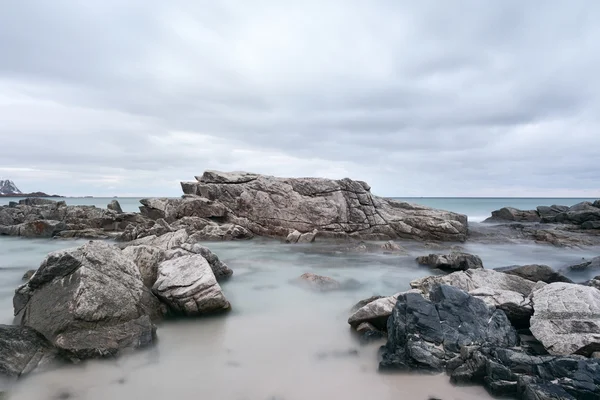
[{"xmin": 1, "ymin": 237, "xmax": 598, "ymax": 399}]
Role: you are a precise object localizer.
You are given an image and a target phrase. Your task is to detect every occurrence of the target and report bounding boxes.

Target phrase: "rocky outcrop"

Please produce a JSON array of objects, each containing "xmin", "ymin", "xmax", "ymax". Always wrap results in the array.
[
  {"xmin": 484, "ymin": 201, "xmax": 600, "ymax": 227},
  {"xmin": 152, "ymin": 254, "xmax": 230, "ymax": 316},
  {"xmin": 0, "ymin": 179, "xmax": 22, "ymax": 195},
  {"xmin": 0, "ymin": 198, "xmax": 153, "ymax": 239},
  {"xmin": 529, "ymin": 283, "xmax": 600, "ymax": 356},
  {"xmin": 170, "ymin": 170, "xmax": 468, "ymax": 242},
  {"xmin": 13, "ymin": 241, "xmax": 163, "ymax": 359},
  {"xmin": 107, "ymin": 200, "xmax": 123, "ymax": 213},
  {"xmin": 348, "ymin": 291, "xmax": 422, "ymax": 330},
  {"xmin": 562, "ymin": 256, "xmax": 600, "ymax": 274},
  {"xmin": 380, "ymin": 285, "xmax": 518, "ymax": 372},
  {"xmin": 122, "ymin": 245, "xmax": 165, "ymax": 288},
  {"xmin": 178, "ymin": 243, "xmax": 233, "ymax": 280},
  {"xmin": 484, "ymin": 207, "xmax": 541, "ymax": 223},
  {"xmin": 296, "ymin": 273, "xmax": 340, "ymax": 291},
  {"xmin": 411, "ymin": 269, "xmax": 537, "ymax": 328},
  {"xmin": 416, "ymin": 251, "xmax": 483, "ymax": 271},
  {"xmin": 0, "ymin": 324, "xmax": 63, "ymax": 378},
  {"xmin": 496, "ymin": 264, "xmax": 573, "ymax": 284}
]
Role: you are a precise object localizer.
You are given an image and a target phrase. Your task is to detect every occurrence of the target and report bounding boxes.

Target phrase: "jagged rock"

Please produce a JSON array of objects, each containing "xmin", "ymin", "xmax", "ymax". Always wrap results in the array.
[
  {"xmin": 350, "ymin": 295, "xmax": 384, "ymax": 313},
  {"xmin": 107, "ymin": 200, "xmax": 123, "ymax": 213},
  {"xmin": 411, "ymin": 269, "xmax": 537, "ymax": 328},
  {"xmin": 537, "ymin": 205, "xmax": 570, "ymax": 223},
  {"xmin": 286, "ymin": 230, "xmax": 302, "ymax": 243},
  {"xmin": 296, "ymin": 273, "xmax": 341, "ymax": 291},
  {"xmin": 178, "ymin": 243, "xmax": 233, "ymax": 280},
  {"xmin": 484, "ymin": 207, "xmax": 541, "ymax": 223},
  {"xmin": 562, "ymin": 256, "xmax": 600, "ymax": 274},
  {"xmin": 54, "ymin": 228, "xmax": 116, "ymax": 239},
  {"xmin": 355, "ymin": 322, "xmax": 386, "ymax": 343},
  {"xmin": 582, "ymin": 221, "xmax": 600, "ymax": 230},
  {"xmin": 22, "ymin": 269, "xmax": 36, "ymax": 281},
  {"xmin": 187, "ymin": 223, "xmax": 253, "ymax": 241},
  {"xmin": 496, "ymin": 264, "xmax": 573, "ymax": 284},
  {"xmin": 152, "ymin": 254, "xmax": 230, "ymax": 316},
  {"xmin": 0, "ymin": 179, "xmax": 22, "ymax": 195},
  {"xmin": 416, "ymin": 252, "xmax": 483, "ymax": 271},
  {"xmin": 122, "ymin": 245, "xmax": 165, "ymax": 288},
  {"xmin": 381, "ymin": 240, "xmax": 408, "ymax": 254},
  {"xmin": 348, "ymin": 290, "xmax": 422, "ymax": 330},
  {"xmin": 178, "ymin": 170, "xmax": 468, "ymax": 241},
  {"xmin": 13, "ymin": 241, "xmax": 163, "ymax": 359},
  {"xmin": 170, "ymin": 216, "xmax": 213, "ymax": 232},
  {"xmin": 14, "ymin": 220, "xmax": 66, "ymax": 238},
  {"xmin": 297, "ymin": 230, "xmax": 318, "ymax": 243},
  {"xmin": 589, "ymin": 276, "xmax": 600, "ymax": 290},
  {"xmin": 139, "ymin": 196, "xmax": 227, "ymax": 223},
  {"xmin": 0, "ymin": 324, "xmax": 63, "ymax": 378},
  {"xmin": 380, "ymin": 285, "xmax": 518, "ymax": 372},
  {"xmin": 530, "ymin": 283, "xmax": 600, "ymax": 356}
]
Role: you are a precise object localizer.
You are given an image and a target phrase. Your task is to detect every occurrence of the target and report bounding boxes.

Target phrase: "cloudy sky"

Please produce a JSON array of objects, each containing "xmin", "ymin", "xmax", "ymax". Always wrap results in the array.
[{"xmin": 1, "ymin": 0, "xmax": 599, "ymax": 197}]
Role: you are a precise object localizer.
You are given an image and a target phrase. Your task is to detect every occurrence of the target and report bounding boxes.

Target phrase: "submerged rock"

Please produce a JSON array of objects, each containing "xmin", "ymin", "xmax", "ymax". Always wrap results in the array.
[
  {"xmin": 0, "ymin": 324, "xmax": 64, "ymax": 378},
  {"xmin": 380, "ymin": 240, "xmax": 408, "ymax": 254},
  {"xmin": 296, "ymin": 273, "xmax": 341, "ymax": 291},
  {"xmin": 416, "ymin": 251, "xmax": 483, "ymax": 271},
  {"xmin": 529, "ymin": 282, "xmax": 600, "ymax": 356},
  {"xmin": 496, "ymin": 264, "xmax": 573, "ymax": 284},
  {"xmin": 13, "ymin": 241, "xmax": 163, "ymax": 359}
]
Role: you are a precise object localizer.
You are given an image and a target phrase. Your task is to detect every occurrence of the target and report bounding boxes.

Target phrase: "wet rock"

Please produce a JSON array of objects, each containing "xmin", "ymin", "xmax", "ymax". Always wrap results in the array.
[
  {"xmin": 484, "ymin": 207, "xmax": 541, "ymax": 223},
  {"xmin": 0, "ymin": 324, "xmax": 64, "ymax": 378},
  {"xmin": 380, "ymin": 285, "xmax": 518, "ymax": 372},
  {"xmin": 13, "ymin": 241, "xmax": 163, "ymax": 359},
  {"xmin": 122, "ymin": 245, "xmax": 165, "ymax": 288},
  {"xmin": 348, "ymin": 290, "xmax": 422, "ymax": 330},
  {"xmin": 188, "ymin": 223, "xmax": 253, "ymax": 241},
  {"xmin": 285, "ymin": 230, "xmax": 301, "ymax": 243},
  {"xmin": 296, "ymin": 273, "xmax": 341, "ymax": 291},
  {"xmin": 177, "ymin": 170, "xmax": 468, "ymax": 241},
  {"xmin": 297, "ymin": 229, "xmax": 318, "ymax": 243},
  {"xmin": 537, "ymin": 205, "xmax": 570, "ymax": 223},
  {"xmin": 350, "ymin": 295, "xmax": 384, "ymax": 313},
  {"xmin": 17, "ymin": 220, "xmax": 67, "ymax": 238},
  {"xmin": 152, "ymin": 254, "xmax": 230, "ymax": 316},
  {"xmin": 139, "ymin": 196, "xmax": 227, "ymax": 223},
  {"xmin": 22, "ymin": 269, "xmax": 36, "ymax": 281},
  {"xmin": 356, "ymin": 322, "xmax": 385, "ymax": 343},
  {"xmin": 582, "ymin": 221, "xmax": 600, "ymax": 230},
  {"xmin": 496, "ymin": 264, "xmax": 573, "ymax": 284},
  {"xmin": 411, "ymin": 269, "xmax": 537, "ymax": 328},
  {"xmin": 178, "ymin": 243, "xmax": 233, "ymax": 281},
  {"xmin": 380, "ymin": 240, "xmax": 408, "ymax": 254},
  {"xmin": 416, "ymin": 252, "xmax": 483, "ymax": 271},
  {"xmin": 530, "ymin": 282, "xmax": 600, "ymax": 356},
  {"xmin": 107, "ymin": 200, "xmax": 123, "ymax": 213},
  {"xmin": 562, "ymin": 256, "xmax": 600, "ymax": 274}
]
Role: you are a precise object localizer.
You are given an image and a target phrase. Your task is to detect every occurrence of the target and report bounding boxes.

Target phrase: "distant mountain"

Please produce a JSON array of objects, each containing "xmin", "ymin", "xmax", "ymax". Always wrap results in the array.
[{"xmin": 0, "ymin": 179, "xmax": 22, "ymax": 195}]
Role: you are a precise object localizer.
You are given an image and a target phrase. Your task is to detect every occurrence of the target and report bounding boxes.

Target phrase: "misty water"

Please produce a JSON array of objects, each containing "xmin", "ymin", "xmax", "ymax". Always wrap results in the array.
[{"xmin": 1, "ymin": 229, "xmax": 599, "ymax": 399}]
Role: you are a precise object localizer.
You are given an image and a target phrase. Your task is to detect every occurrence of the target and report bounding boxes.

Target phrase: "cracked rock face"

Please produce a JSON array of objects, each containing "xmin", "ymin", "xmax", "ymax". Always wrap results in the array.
[
  {"xmin": 530, "ymin": 282, "xmax": 600, "ymax": 356},
  {"xmin": 13, "ymin": 241, "xmax": 163, "ymax": 359},
  {"xmin": 174, "ymin": 170, "xmax": 468, "ymax": 241}
]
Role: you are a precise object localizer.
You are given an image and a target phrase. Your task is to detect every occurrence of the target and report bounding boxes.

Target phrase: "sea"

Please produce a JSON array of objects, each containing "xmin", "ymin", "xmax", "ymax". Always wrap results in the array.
[{"xmin": 0, "ymin": 197, "xmax": 598, "ymax": 400}]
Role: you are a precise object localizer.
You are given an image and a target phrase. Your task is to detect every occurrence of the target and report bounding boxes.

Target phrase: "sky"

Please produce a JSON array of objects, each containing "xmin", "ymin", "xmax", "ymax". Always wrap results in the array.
[{"xmin": 1, "ymin": 0, "xmax": 599, "ymax": 197}]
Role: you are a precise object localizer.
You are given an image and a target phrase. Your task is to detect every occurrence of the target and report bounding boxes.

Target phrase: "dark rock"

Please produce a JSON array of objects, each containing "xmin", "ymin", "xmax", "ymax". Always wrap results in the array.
[
  {"xmin": 0, "ymin": 324, "xmax": 63, "ymax": 378},
  {"xmin": 496, "ymin": 264, "xmax": 573, "ymax": 284},
  {"xmin": 537, "ymin": 205, "xmax": 570, "ymax": 223},
  {"xmin": 17, "ymin": 220, "xmax": 67, "ymax": 238},
  {"xmin": 582, "ymin": 221, "xmax": 600, "ymax": 230},
  {"xmin": 416, "ymin": 252, "xmax": 483, "ymax": 271},
  {"xmin": 13, "ymin": 241, "xmax": 163, "ymax": 359},
  {"xmin": 107, "ymin": 200, "xmax": 123, "ymax": 213},
  {"xmin": 563, "ymin": 256, "xmax": 600, "ymax": 274},
  {"xmin": 484, "ymin": 207, "xmax": 541, "ymax": 223},
  {"xmin": 380, "ymin": 285, "xmax": 518, "ymax": 372},
  {"xmin": 22, "ymin": 269, "xmax": 36, "ymax": 281},
  {"xmin": 348, "ymin": 291, "xmax": 421, "ymax": 330}
]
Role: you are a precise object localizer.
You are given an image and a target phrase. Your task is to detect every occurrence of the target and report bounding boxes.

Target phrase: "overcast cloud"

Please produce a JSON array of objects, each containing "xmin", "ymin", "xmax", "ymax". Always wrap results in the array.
[{"xmin": 1, "ymin": 0, "xmax": 599, "ymax": 197}]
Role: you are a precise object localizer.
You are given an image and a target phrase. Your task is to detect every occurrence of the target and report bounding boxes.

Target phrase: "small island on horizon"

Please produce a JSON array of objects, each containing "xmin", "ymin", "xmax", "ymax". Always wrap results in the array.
[{"xmin": 0, "ymin": 179, "xmax": 63, "ymax": 198}]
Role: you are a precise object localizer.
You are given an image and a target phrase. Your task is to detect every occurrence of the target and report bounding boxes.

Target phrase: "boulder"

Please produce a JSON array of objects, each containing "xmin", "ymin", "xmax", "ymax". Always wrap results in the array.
[
  {"xmin": 54, "ymin": 228, "xmax": 115, "ymax": 239},
  {"xmin": 563, "ymin": 256, "xmax": 600, "ymax": 274},
  {"xmin": 411, "ymin": 269, "xmax": 537, "ymax": 328},
  {"xmin": 530, "ymin": 283, "xmax": 600, "ymax": 356},
  {"xmin": 22, "ymin": 269, "xmax": 36, "ymax": 281},
  {"xmin": 13, "ymin": 241, "xmax": 163, "ymax": 359},
  {"xmin": 122, "ymin": 245, "xmax": 165, "ymax": 288},
  {"xmin": 350, "ymin": 295, "xmax": 384, "ymax": 313},
  {"xmin": 297, "ymin": 230, "xmax": 318, "ymax": 243},
  {"xmin": 177, "ymin": 170, "xmax": 468, "ymax": 241},
  {"xmin": 416, "ymin": 251, "xmax": 483, "ymax": 271},
  {"xmin": 355, "ymin": 322, "xmax": 386, "ymax": 343},
  {"xmin": 139, "ymin": 196, "xmax": 227, "ymax": 223},
  {"xmin": 589, "ymin": 276, "xmax": 600, "ymax": 290},
  {"xmin": 0, "ymin": 324, "xmax": 63, "ymax": 378},
  {"xmin": 484, "ymin": 207, "xmax": 541, "ymax": 223},
  {"xmin": 17, "ymin": 220, "xmax": 67, "ymax": 238},
  {"xmin": 582, "ymin": 221, "xmax": 600, "ymax": 230},
  {"xmin": 496, "ymin": 264, "xmax": 573, "ymax": 284},
  {"xmin": 285, "ymin": 230, "xmax": 302, "ymax": 243},
  {"xmin": 178, "ymin": 243, "xmax": 233, "ymax": 280},
  {"xmin": 187, "ymin": 223, "xmax": 253, "ymax": 241},
  {"xmin": 381, "ymin": 240, "xmax": 408, "ymax": 254},
  {"xmin": 380, "ymin": 285, "xmax": 518, "ymax": 372},
  {"xmin": 107, "ymin": 200, "xmax": 123, "ymax": 213},
  {"xmin": 537, "ymin": 205, "xmax": 569, "ymax": 223},
  {"xmin": 348, "ymin": 290, "xmax": 422, "ymax": 330},
  {"xmin": 152, "ymin": 254, "xmax": 230, "ymax": 316},
  {"xmin": 296, "ymin": 273, "xmax": 341, "ymax": 291}
]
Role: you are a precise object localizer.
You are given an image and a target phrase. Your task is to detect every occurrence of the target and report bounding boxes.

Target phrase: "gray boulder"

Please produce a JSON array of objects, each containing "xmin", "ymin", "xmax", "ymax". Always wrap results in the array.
[
  {"xmin": 107, "ymin": 200, "xmax": 123, "ymax": 213},
  {"xmin": 285, "ymin": 230, "xmax": 302, "ymax": 243},
  {"xmin": 152, "ymin": 254, "xmax": 230, "ymax": 316},
  {"xmin": 178, "ymin": 243, "xmax": 233, "ymax": 280},
  {"xmin": 13, "ymin": 241, "xmax": 163, "ymax": 359},
  {"xmin": 562, "ymin": 256, "xmax": 600, "ymax": 274},
  {"xmin": 0, "ymin": 324, "xmax": 63, "ymax": 378},
  {"xmin": 139, "ymin": 196, "xmax": 227, "ymax": 223},
  {"xmin": 348, "ymin": 291, "xmax": 422, "ymax": 330},
  {"xmin": 296, "ymin": 273, "xmax": 340, "ymax": 291},
  {"xmin": 530, "ymin": 282, "xmax": 600, "ymax": 356},
  {"xmin": 484, "ymin": 207, "xmax": 541, "ymax": 223},
  {"xmin": 297, "ymin": 230, "xmax": 318, "ymax": 243},
  {"xmin": 411, "ymin": 269, "xmax": 537, "ymax": 328},
  {"xmin": 416, "ymin": 251, "xmax": 483, "ymax": 271},
  {"xmin": 122, "ymin": 245, "xmax": 165, "ymax": 288},
  {"xmin": 187, "ymin": 223, "xmax": 253, "ymax": 241},
  {"xmin": 16, "ymin": 220, "xmax": 67, "ymax": 238},
  {"xmin": 496, "ymin": 264, "xmax": 573, "ymax": 284},
  {"xmin": 380, "ymin": 285, "xmax": 518, "ymax": 372},
  {"xmin": 381, "ymin": 240, "xmax": 408, "ymax": 254},
  {"xmin": 537, "ymin": 205, "xmax": 569, "ymax": 223},
  {"xmin": 176, "ymin": 170, "xmax": 468, "ymax": 241}
]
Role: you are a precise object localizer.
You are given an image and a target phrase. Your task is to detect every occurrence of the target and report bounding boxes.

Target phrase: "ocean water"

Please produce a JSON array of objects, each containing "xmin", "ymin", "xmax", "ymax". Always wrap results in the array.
[{"xmin": 1, "ymin": 197, "xmax": 599, "ymax": 399}]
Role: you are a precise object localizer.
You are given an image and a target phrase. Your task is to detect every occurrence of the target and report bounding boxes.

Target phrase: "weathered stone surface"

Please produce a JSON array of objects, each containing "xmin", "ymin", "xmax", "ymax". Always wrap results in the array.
[
  {"xmin": 54, "ymin": 228, "xmax": 116, "ymax": 239},
  {"xmin": 122, "ymin": 245, "xmax": 165, "ymax": 288},
  {"xmin": 537, "ymin": 205, "xmax": 570, "ymax": 223},
  {"xmin": 296, "ymin": 273, "xmax": 341, "ymax": 291},
  {"xmin": 15, "ymin": 220, "xmax": 66, "ymax": 238},
  {"xmin": 411, "ymin": 269, "xmax": 536, "ymax": 328},
  {"xmin": 563, "ymin": 256, "xmax": 600, "ymax": 274},
  {"xmin": 285, "ymin": 230, "xmax": 302, "ymax": 243},
  {"xmin": 380, "ymin": 285, "xmax": 518, "ymax": 372},
  {"xmin": 139, "ymin": 196, "xmax": 227, "ymax": 223},
  {"xmin": 13, "ymin": 241, "xmax": 163, "ymax": 359},
  {"xmin": 530, "ymin": 283, "xmax": 600, "ymax": 356},
  {"xmin": 297, "ymin": 229, "xmax": 318, "ymax": 243},
  {"xmin": 0, "ymin": 324, "xmax": 63, "ymax": 378},
  {"xmin": 416, "ymin": 251, "xmax": 483, "ymax": 271},
  {"xmin": 196, "ymin": 170, "xmax": 259, "ymax": 184},
  {"xmin": 152, "ymin": 254, "xmax": 230, "ymax": 315},
  {"xmin": 178, "ymin": 171, "xmax": 468, "ymax": 241},
  {"xmin": 348, "ymin": 290, "xmax": 422, "ymax": 330},
  {"xmin": 496, "ymin": 264, "xmax": 573, "ymax": 284},
  {"xmin": 107, "ymin": 200, "xmax": 123, "ymax": 213},
  {"xmin": 178, "ymin": 243, "xmax": 233, "ymax": 280},
  {"xmin": 484, "ymin": 207, "xmax": 541, "ymax": 223},
  {"xmin": 22, "ymin": 269, "xmax": 36, "ymax": 281},
  {"xmin": 381, "ymin": 240, "xmax": 408, "ymax": 254},
  {"xmin": 187, "ymin": 223, "xmax": 253, "ymax": 241},
  {"xmin": 350, "ymin": 295, "xmax": 384, "ymax": 313}
]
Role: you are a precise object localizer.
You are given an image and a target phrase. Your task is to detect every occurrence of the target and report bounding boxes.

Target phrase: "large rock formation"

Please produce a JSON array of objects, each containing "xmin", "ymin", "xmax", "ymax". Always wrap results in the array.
[
  {"xmin": 484, "ymin": 201, "xmax": 600, "ymax": 226},
  {"xmin": 496, "ymin": 264, "xmax": 573, "ymax": 284},
  {"xmin": 139, "ymin": 170, "xmax": 468, "ymax": 242},
  {"xmin": 0, "ymin": 179, "xmax": 22, "ymax": 195},
  {"xmin": 13, "ymin": 241, "xmax": 163, "ymax": 359},
  {"xmin": 529, "ymin": 283, "xmax": 600, "ymax": 356},
  {"xmin": 416, "ymin": 251, "xmax": 483, "ymax": 271},
  {"xmin": 484, "ymin": 207, "xmax": 541, "ymax": 223}
]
